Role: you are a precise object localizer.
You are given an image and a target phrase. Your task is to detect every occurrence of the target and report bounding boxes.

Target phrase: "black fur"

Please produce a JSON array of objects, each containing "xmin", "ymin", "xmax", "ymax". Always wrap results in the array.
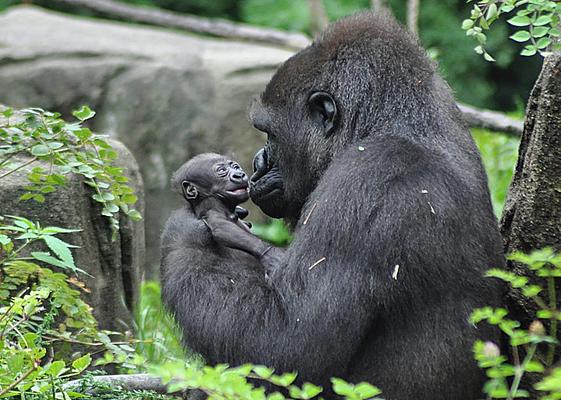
[{"xmin": 161, "ymin": 11, "xmax": 504, "ymax": 400}]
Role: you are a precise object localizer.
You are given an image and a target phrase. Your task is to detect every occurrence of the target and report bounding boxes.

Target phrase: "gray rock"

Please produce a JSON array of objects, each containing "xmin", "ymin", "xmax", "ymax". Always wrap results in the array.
[
  {"xmin": 0, "ymin": 106, "xmax": 145, "ymax": 332},
  {"xmin": 0, "ymin": 6, "xmax": 293, "ymax": 275}
]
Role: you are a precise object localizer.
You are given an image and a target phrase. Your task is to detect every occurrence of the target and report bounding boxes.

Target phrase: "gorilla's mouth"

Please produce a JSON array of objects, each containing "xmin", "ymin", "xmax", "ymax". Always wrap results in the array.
[
  {"xmin": 226, "ymin": 184, "xmax": 250, "ymax": 201},
  {"xmin": 227, "ymin": 187, "xmax": 249, "ymax": 195},
  {"xmin": 250, "ymin": 167, "xmax": 286, "ymax": 218}
]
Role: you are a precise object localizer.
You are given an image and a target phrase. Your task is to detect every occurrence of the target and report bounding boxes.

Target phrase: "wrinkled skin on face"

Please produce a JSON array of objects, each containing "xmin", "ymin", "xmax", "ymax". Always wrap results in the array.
[
  {"xmin": 249, "ymin": 59, "xmax": 341, "ymax": 221},
  {"xmin": 172, "ymin": 153, "xmax": 250, "ymax": 210}
]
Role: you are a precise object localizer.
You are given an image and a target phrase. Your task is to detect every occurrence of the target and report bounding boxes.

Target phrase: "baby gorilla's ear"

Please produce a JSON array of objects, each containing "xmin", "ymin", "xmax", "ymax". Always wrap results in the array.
[{"xmin": 182, "ymin": 181, "xmax": 199, "ymax": 200}]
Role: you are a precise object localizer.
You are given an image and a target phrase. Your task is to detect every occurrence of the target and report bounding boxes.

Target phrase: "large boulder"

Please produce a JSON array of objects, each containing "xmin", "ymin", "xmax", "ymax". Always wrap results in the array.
[
  {"xmin": 0, "ymin": 106, "xmax": 145, "ymax": 332},
  {"xmin": 0, "ymin": 6, "xmax": 293, "ymax": 275}
]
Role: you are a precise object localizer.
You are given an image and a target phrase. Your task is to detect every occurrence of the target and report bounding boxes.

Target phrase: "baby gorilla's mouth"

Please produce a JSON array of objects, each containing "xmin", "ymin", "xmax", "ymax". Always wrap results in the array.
[{"xmin": 227, "ymin": 187, "xmax": 249, "ymax": 195}]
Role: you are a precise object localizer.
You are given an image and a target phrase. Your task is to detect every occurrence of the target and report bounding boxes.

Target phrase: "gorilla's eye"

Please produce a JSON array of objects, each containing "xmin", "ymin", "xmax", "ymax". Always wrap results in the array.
[
  {"xmin": 215, "ymin": 164, "xmax": 228, "ymax": 177},
  {"xmin": 232, "ymin": 163, "xmax": 241, "ymax": 170},
  {"xmin": 308, "ymin": 91, "xmax": 338, "ymax": 136}
]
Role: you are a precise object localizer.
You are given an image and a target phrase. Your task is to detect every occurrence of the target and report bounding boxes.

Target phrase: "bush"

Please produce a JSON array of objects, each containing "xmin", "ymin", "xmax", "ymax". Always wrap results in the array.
[{"xmin": 0, "ymin": 107, "xmax": 145, "ymax": 398}]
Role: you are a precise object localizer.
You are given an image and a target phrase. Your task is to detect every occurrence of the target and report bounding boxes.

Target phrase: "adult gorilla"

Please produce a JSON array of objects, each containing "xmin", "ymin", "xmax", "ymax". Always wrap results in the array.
[{"xmin": 161, "ymin": 11, "xmax": 504, "ymax": 400}]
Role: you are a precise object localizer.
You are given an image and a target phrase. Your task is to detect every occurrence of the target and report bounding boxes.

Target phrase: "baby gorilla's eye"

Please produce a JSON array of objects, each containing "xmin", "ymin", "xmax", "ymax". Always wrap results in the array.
[
  {"xmin": 232, "ymin": 164, "xmax": 241, "ymax": 170},
  {"xmin": 215, "ymin": 164, "xmax": 228, "ymax": 177}
]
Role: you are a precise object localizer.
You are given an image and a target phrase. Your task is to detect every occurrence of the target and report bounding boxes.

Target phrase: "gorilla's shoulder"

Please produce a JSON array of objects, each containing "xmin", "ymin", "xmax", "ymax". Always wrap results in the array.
[
  {"xmin": 161, "ymin": 206, "xmax": 210, "ymax": 249},
  {"xmin": 320, "ymin": 136, "xmax": 479, "ymax": 215}
]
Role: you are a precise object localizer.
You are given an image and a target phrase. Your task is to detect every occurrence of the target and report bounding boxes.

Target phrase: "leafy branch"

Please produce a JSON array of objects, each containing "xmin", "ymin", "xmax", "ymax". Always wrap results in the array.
[
  {"xmin": 463, "ymin": 0, "xmax": 561, "ymax": 60},
  {"xmin": 0, "ymin": 106, "xmax": 141, "ymax": 239}
]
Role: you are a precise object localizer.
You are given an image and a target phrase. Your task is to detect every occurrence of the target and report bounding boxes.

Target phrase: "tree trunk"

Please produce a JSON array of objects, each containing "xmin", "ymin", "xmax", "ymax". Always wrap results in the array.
[
  {"xmin": 371, "ymin": 0, "xmax": 387, "ymax": 11},
  {"xmin": 51, "ymin": 0, "xmax": 311, "ymax": 49},
  {"xmin": 407, "ymin": 0, "xmax": 420, "ymax": 35},
  {"xmin": 309, "ymin": 0, "xmax": 329, "ymax": 38},
  {"xmin": 500, "ymin": 50, "xmax": 561, "ymax": 323}
]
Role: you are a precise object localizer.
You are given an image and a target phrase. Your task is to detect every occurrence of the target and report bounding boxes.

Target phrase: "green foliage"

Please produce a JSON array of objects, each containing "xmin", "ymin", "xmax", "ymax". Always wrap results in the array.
[
  {"xmin": 0, "ymin": 218, "xmax": 137, "ymax": 397},
  {"xmin": 151, "ymin": 362, "xmax": 382, "ymax": 400},
  {"xmin": 74, "ymin": 372, "xmax": 176, "ymax": 399},
  {"xmin": 472, "ymin": 249, "xmax": 561, "ymax": 399},
  {"xmin": 133, "ymin": 281, "xmax": 189, "ymax": 365},
  {"xmin": 251, "ymin": 219, "xmax": 292, "ymax": 246},
  {"xmin": 241, "ymin": 0, "xmax": 368, "ymax": 34},
  {"xmin": 0, "ymin": 106, "xmax": 141, "ymax": 239},
  {"xmin": 464, "ymin": 0, "xmax": 561, "ymax": 60},
  {"xmin": 471, "ymin": 128, "xmax": 520, "ymax": 216},
  {"xmin": 0, "ymin": 107, "xmax": 144, "ymax": 398}
]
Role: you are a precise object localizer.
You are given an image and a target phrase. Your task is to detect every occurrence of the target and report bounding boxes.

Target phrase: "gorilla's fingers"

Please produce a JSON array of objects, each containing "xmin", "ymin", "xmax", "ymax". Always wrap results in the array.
[{"xmin": 235, "ymin": 206, "xmax": 249, "ymax": 220}]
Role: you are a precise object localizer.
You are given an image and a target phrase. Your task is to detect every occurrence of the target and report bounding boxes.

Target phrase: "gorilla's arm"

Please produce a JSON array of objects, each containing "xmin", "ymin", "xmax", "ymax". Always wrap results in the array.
[
  {"xmin": 204, "ymin": 210, "xmax": 284, "ymax": 275},
  {"xmin": 161, "ymin": 174, "xmax": 380, "ymax": 381}
]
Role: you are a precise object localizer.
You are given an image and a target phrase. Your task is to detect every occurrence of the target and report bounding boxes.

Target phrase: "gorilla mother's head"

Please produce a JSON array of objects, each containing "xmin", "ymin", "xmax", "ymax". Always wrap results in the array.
[{"xmin": 250, "ymin": 11, "xmax": 470, "ymax": 220}]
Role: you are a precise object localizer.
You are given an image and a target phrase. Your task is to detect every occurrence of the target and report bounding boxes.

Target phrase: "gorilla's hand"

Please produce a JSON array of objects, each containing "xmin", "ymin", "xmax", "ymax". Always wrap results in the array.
[
  {"xmin": 205, "ymin": 211, "xmax": 269, "ymax": 259},
  {"xmin": 250, "ymin": 147, "xmax": 286, "ymax": 218},
  {"xmin": 234, "ymin": 206, "xmax": 252, "ymax": 229},
  {"xmin": 235, "ymin": 206, "xmax": 249, "ymax": 220}
]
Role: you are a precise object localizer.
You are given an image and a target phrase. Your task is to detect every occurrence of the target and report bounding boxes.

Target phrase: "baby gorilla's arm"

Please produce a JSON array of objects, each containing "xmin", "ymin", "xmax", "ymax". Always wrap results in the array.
[{"xmin": 205, "ymin": 211, "xmax": 283, "ymax": 275}]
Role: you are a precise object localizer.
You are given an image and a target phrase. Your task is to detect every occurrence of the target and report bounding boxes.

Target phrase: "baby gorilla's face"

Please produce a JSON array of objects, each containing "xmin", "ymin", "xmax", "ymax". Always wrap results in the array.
[{"xmin": 211, "ymin": 158, "xmax": 250, "ymax": 204}]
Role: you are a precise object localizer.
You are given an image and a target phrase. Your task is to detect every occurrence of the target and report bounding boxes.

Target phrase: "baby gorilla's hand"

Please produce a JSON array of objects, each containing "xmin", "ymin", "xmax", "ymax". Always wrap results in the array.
[
  {"xmin": 234, "ymin": 206, "xmax": 252, "ymax": 229},
  {"xmin": 204, "ymin": 211, "xmax": 268, "ymax": 259},
  {"xmin": 235, "ymin": 206, "xmax": 249, "ymax": 220},
  {"xmin": 205, "ymin": 211, "xmax": 248, "ymax": 249}
]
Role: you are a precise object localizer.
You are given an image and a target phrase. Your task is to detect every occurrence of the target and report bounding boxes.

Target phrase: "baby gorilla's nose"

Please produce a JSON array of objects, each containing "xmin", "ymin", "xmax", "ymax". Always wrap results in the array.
[{"xmin": 231, "ymin": 171, "xmax": 248, "ymax": 184}]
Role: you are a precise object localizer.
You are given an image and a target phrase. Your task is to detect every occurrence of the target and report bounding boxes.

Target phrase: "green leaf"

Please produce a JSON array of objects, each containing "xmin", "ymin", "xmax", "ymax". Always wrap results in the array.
[
  {"xmin": 536, "ymin": 37, "xmax": 552, "ymax": 49},
  {"xmin": 0, "ymin": 234, "xmax": 11, "ymax": 245},
  {"xmin": 122, "ymin": 194, "xmax": 138, "ymax": 204},
  {"xmin": 42, "ymin": 235, "xmax": 76, "ymax": 268},
  {"xmin": 483, "ymin": 52, "xmax": 496, "ymax": 62},
  {"xmin": 74, "ymin": 128, "xmax": 93, "ymax": 141},
  {"xmin": 521, "ymin": 45, "xmax": 538, "ymax": 56},
  {"xmin": 42, "ymin": 226, "xmax": 81, "ymax": 234},
  {"xmin": 2, "ymin": 107, "xmax": 14, "ymax": 118},
  {"xmin": 32, "ymin": 251, "xmax": 68, "ymax": 269},
  {"xmin": 331, "ymin": 378, "xmax": 355, "ymax": 397},
  {"xmin": 267, "ymin": 392, "xmax": 285, "ymax": 400},
  {"xmin": 127, "ymin": 210, "xmax": 142, "ymax": 221},
  {"xmin": 44, "ymin": 360, "xmax": 66, "ymax": 377},
  {"xmin": 31, "ymin": 144, "xmax": 50, "ymax": 156},
  {"xmin": 301, "ymin": 383, "xmax": 322, "ymax": 399},
  {"xmin": 532, "ymin": 26, "xmax": 550, "ymax": 37},
  {"xmin": 508, "ymin": 15, "xmax": 532, "ymax": 26},
  {"xmin": 510, "ymin": 30, "xmax": 531, "ymax": 42},
  {"xmin": 501, "ymin": 4, "xmax": 515, "ymax": 12},
  {"xmin": 355, "ymin": 382, "xmax": 382, "ymax": 399},
  {"xmin": 525, "ymin": 360, "xmax": 545, "ymax": 373},
  {"xmin": 254, "ymin": 366, "xmax": 274, "ymax": 379},
  {"xmin": 462, "ymin": 19, "xmax": 474, "ymax": 30},
  {"xmin": 7, "ymin": 353, "xmax": 25, "ymax": 372},
  {"xmin": 270, "ymin": 372, "xmax": 297, "ymax": 387},
  {"xmin": 486, "ymin": 4, "xmax": 498, "ymax": 20},
  {"xmin": 72, "ymin": 354, "xmax": 91, "ymax": 372},
  {"xmin": 72, "ymin": 106, "xmax": 96, "ymax": 121},
  {"xmin": 522, "ymin": 285, "xmax": 542, "ymax": 297},
  {"xmin": 534, "ymin": 15, "xmax": 552, "ymax": 26}
]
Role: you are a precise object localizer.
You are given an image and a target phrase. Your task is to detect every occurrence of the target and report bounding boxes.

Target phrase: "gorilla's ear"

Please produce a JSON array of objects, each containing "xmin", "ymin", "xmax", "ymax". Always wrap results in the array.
[
  {"xmin": 182, "ymin": 181, "xmax": 199, "ymax": 200},
  {"xmin": 308, "ymin": 91, "xmax": 338, "ymax": 136}
]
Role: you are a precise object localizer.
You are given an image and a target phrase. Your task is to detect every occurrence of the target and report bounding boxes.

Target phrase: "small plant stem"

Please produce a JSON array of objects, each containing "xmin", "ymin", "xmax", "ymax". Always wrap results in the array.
[
  {"xmin": 0, "ymin": 360, "xmax": 40, "ymax": 396},
  {"xmin": 512, "ymin": 345, "xmax": 520, "ymax": 367},
  {"xmin": 547, "ymin": 276, "xmax": 557, "ymax": 366},
  {"xmin": 0, "ymin": 157, "xmax": 37, "ymax": 180},
  {"xmin": 0, "ymin": 152, "xmax": 17, "ymax": 167},
  {"xmin": 43, "ymin": 334, "xmax": 147, "ymax": 347},
  {"xmin": 508, "ymin": 343, "xmax": 537, "ymax": 400}
]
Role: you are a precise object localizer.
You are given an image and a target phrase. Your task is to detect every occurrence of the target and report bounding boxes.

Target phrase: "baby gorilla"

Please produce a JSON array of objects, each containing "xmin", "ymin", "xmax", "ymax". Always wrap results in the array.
[
  {"xmin": 169, "ymin": 153, "xmax": 283, "ymax": 273},
  {"xmin": 172, "ymin": 153, "xmax": 252, "ymax": 231}
]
